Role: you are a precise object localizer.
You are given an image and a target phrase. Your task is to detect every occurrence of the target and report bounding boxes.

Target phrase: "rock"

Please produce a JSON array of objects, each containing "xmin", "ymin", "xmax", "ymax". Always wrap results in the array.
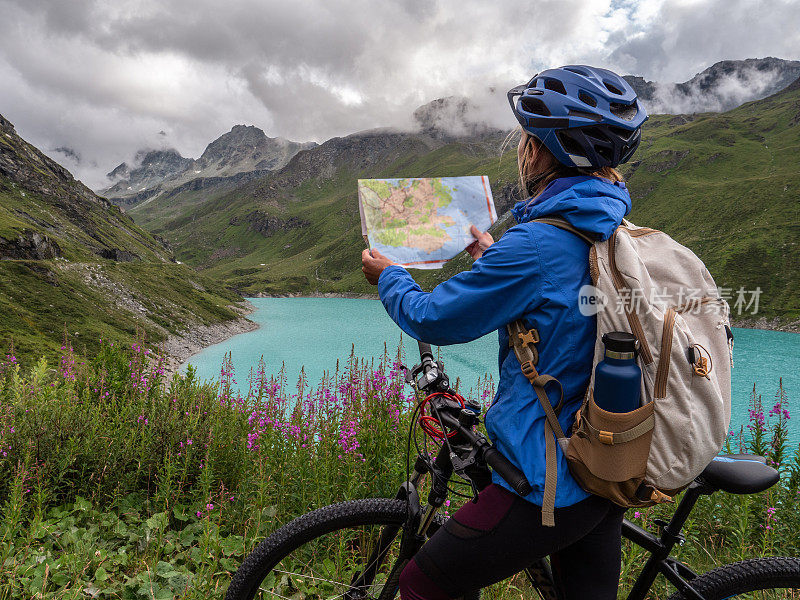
[
  {"xmin": 644, "ymin": 150, "xmax": 690, "ymax": 173},
  {"xmin": 0, "ymin": 232, "xmax": 62, "ymax": 260},
  {"xmin": 229, "ymin": 211, "xmax": 310, "ymax": 237},
  {"xmin": 98, "ymin": 248, "xmax": 138, "ymax": 262}
]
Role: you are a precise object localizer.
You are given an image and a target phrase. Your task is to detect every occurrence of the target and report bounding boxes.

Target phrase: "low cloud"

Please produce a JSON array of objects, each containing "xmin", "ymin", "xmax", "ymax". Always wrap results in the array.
[
  {"xmin": 641, "ymin": 66, "xmax": 797, "ymax": 114},
  {"xmin": 0, "ymin": 0, "xmax": 798, "ymax": 189}
]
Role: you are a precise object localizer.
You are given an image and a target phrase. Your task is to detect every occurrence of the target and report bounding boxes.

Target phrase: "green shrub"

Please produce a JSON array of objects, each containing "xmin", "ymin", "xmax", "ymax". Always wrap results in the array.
[{"xmin": 0, "ymin": 341, "xmax": 797, "ymax": 598}]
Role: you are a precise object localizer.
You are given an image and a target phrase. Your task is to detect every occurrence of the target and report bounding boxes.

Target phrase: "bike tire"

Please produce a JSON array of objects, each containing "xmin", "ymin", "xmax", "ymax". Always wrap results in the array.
[
  {"xmin": 225, "ymin": 497, "xmax": 481, "ymax": 600},
  {"xmin": 667, "ymin": 557, "xmax": 800, "ymax": 599}
]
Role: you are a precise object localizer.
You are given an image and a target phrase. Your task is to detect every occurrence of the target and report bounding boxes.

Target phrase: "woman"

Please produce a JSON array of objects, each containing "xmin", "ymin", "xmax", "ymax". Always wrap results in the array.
[{"xmin": 361, "ymin": 65, "xmax": 647, "ymax": 600}]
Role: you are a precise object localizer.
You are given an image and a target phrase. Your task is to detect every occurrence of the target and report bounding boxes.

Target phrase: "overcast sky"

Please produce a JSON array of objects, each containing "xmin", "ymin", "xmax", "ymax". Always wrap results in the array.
[{"xmin": 1, "ymin": 0, "xmax": 798, "ymax": 190}]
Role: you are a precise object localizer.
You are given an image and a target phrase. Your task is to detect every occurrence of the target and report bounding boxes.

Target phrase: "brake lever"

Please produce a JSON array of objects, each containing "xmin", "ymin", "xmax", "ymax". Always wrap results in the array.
[
  {"xmin": 400, "ymin": 364, "xmax": 414, "ymax": 386},
  {"xmin": 449, "ymin": 445, "xmax": 482, "ymax": 501}
]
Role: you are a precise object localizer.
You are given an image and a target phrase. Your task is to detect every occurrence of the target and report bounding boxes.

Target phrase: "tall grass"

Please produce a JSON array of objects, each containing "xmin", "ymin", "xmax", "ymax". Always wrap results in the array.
[{"xmin": 0, "ymin": 340, "xmax": 797, "ymax": 599}]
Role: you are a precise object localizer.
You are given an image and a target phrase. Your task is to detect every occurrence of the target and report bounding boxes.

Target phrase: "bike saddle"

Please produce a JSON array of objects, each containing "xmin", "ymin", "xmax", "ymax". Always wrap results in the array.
[{"xmin": 698, "ymin": 453, "xmax": 779, "ymax": 494}]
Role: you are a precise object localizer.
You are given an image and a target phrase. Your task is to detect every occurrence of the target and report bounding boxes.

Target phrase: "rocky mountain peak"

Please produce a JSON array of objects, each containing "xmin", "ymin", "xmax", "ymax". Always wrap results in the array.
[
  {"xmin": 199, "ymin": 125, "xmax": 269, "ymax": 163},
  {"xmin": 102, "ymin": 125, "xmax": 316, "ymax": 206},
  {"xmin": 687, "ymin": 57, "xmax": 799, "ymax": 92},
  {"xmin": 107, "ymin": 162, "xmax": 130, "ymax": 180},
  {"xmin": 412, "ymin": 96, "xmax": 496, "ymax": 138}
]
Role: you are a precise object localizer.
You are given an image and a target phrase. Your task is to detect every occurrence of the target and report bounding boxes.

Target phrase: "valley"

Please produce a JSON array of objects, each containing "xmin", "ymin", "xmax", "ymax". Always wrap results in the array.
[{"xmin": 123, "ymin": 79, "xmax": 800, "ymax": 329}]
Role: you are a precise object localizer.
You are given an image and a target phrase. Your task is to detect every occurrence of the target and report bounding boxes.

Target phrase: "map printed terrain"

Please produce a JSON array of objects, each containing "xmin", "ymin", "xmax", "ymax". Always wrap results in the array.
[{"xmin": 358, "ymin": 176, "xmax": 497, "ymax": 268}]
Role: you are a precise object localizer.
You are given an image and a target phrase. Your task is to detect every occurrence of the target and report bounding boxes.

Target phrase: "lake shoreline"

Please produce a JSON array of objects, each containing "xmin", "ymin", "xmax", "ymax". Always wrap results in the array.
[
  {"xmin": 251, "ymin": 291, "xmax": 380, "ymax": 300},
  {"xmin": 161, "ymin": 300, "xmax": 259, "ymax": 376},
  {"xmin": 168, "ymin": 296, "xmax": 798, "ymax": 377},
  {"xmin": 251, "ymin": 293, "xmax": 800, "ymax": 333}
]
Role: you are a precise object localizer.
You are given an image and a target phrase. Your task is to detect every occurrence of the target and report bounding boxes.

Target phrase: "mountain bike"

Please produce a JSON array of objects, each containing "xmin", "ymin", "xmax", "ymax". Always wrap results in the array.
[{"xmin": 225, "ymin": 340, "xmax": 800, "ymax": 600}]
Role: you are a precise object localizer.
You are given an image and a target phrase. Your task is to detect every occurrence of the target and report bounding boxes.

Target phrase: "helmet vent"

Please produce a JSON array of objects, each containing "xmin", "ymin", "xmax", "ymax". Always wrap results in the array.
[
  {"xmin": 556, "ymin": 130, "xmax": 585, "ymax": 156},
  {"xmin": 521, "ymin": 97, "xmax": 550, "ymax": 116},
  {"xmin": 595, "ymin": 145, "xmax": 613, "ymax": 163},
  {"xmin": 582, "ymin": 126, "xmax": 612, "ymax": 144},
  {"xmin": 544, "ymin": 79, "xmax": 567, "ymax": 95},
  {"xmin": 608, "ymin": 125, "xmax": 637, "ymax": 141},
  {"xmin": 603, "ymin": 81, "xmax": 624, "ymax": 95},
  {"xmin": 569, "ymin": 109, "xmax": 601, "ymax": 122},
  {"xmin": 564, "ymin": 66, "xmax": 589, "ymax": 76},
  {"xmin": 610, "ymin": 101, "xmax": 638, "ymax": 121},
  {"xmin": 578, "ymin": 91, "xmax": 597, "ymax": 107}
]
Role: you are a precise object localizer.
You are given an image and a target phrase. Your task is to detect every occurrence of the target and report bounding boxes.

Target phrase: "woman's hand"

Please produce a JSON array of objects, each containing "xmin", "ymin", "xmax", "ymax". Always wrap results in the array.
[
  {"xmin": 361, "ymin": 248, "xmax": 396, "ymax": 285},
  {"xmin": 466, "ymin": 225, "xmax": 494, "ymax": 260}
]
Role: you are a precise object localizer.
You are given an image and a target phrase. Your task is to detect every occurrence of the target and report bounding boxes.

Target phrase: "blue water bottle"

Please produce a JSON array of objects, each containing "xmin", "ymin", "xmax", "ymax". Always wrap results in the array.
[{"xmin": 593, "ymin": 332, "xmax": 642, "ymax": 413}]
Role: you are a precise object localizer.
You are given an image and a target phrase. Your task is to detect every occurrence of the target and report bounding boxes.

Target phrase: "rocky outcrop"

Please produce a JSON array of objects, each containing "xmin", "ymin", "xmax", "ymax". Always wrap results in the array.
[
  {"xmin": 229, "ymin": 211, "xmax": 310, "ymax": 237},
  {"xmin": 493, "ymin": 181, "xmax": 524, "ymax": 216},
  {"xmin": 102, "ymin": 125, "xmax": 316, "ymax": 207},
  {"xmin": 0, "ymin": 232, "xmax": 61, "ymax": 260},
  {"xmin": 1, "ymin": 115, "xmax": 109, "ymax": 210},
  {"xmin": 644, "ymin": 150, "xmax": 690, "ymax": 173},
  {"xmin": 98, "ymin": 248, "xmax": 138, "ymax": 262},
  {"xmin": 0, "ymin": 113, "xmax": 171, "ymax": 263}
]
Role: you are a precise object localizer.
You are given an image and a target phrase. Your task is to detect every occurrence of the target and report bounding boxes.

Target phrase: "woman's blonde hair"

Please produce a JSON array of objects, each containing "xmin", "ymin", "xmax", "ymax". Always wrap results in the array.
[{"xmin": 514, "ymin": 128, "xmax": 624, "ymax": 200}]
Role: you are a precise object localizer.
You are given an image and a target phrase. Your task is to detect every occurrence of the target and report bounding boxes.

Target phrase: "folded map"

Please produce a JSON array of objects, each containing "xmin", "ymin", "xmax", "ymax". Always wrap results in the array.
[{"xmin": 358, "ymin": 176, "xmax": 497, "ymax": 269}]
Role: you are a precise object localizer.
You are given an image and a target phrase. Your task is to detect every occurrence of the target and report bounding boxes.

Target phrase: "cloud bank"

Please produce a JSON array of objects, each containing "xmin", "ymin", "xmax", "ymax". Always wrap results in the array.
[{"xmin": 0, "ymin": 0, "xmax": 798, "ymax": 189}]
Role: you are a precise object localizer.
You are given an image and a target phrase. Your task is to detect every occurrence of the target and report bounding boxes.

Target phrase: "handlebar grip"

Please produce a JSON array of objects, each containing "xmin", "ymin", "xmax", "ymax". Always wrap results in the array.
[
  {"xmin": 417, "ymin": 340, "xmax": 434, "ymax": 362},
  {"xmin": 483, "ymin": 447, "xmax": 533, "ymax": 497}
]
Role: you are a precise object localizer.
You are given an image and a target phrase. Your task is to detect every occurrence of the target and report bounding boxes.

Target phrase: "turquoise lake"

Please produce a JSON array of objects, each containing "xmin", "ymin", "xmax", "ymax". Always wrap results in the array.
[{"xmin": 183, "ymin": 297, "xmax": 800, "ymax": 447}]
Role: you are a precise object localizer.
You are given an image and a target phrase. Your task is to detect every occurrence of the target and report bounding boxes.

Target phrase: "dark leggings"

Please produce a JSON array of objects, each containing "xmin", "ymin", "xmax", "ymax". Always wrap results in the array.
[{"xmin": 399, "ymin": 484, "xmax": 626, "ymax": 600}]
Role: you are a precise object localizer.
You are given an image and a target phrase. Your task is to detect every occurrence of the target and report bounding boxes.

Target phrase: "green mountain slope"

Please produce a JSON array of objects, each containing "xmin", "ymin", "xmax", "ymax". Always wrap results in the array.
[
  {"xmin": 132, "ymin": 130, "xmax": 520, "ymax": 294},
  {"xmin": 133, "ymin": 81, "xmax": 800, "ymax": 325},
  {"xmin": 0, "ymin": 115, "xmax": 173, "ymax": 263},
  {"xmin": 420, "ymin": 80, "xmax": 800, "ymax": 324},
  {"xmin": 0, "ymin": 115, "xmax": 244, "ymax": 364}
]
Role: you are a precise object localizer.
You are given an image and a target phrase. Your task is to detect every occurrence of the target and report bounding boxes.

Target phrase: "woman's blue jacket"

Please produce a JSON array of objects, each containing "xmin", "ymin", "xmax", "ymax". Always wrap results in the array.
[{"xmin": 377, "ymin": 176, "xmax": 632, "ymax": 508}]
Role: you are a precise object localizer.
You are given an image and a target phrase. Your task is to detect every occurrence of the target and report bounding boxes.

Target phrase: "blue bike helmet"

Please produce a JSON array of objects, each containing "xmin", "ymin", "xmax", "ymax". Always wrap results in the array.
[{"xmin": 508, "ymin": 65, "xmax": 647, "ymax": 168}]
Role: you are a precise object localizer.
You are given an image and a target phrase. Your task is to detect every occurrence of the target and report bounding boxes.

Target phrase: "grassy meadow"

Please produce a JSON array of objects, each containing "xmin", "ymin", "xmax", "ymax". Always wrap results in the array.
[{"xmin": 0, "ymin": 340, "xmax": 797, "ymax": 599}]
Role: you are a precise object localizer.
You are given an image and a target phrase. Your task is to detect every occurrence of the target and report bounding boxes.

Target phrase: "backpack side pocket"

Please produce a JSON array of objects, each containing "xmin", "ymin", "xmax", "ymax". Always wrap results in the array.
[{"xmin": 566, "ymin": 393, "xmax": 655, "ymax": 507}]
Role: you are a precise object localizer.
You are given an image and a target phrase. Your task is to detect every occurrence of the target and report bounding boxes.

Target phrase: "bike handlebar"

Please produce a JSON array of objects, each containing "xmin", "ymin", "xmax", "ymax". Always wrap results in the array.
[
  {"xmin": 415, "ymin": 338, "xmax": 534, "ymax": 498},
  {"xmin": 437, "ymin": 403, "xmax": 535, "ymax": 499},
  {"xmin": 482, "ymin": 447, "xmax": 533, "ymax": 497},
  {"xmin": 417, "ymin": 340, "xmax": 435, "ymax": 366}
]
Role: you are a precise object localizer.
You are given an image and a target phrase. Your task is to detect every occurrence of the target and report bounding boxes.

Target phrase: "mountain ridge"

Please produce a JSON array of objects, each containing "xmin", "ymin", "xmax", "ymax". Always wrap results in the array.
[
  {"xmin": 103, "ymin": 124, "xmax": 316, "ymax": 206},
  {"xmin": 624, "ymin": 57, "xmax": 800, "ymax": 114},
  {"xmin": 107, "ymin": 58, "xmax": 800, "ymax": 212},
  {"xmin": 0, "ymin": 114, "xmax": 171, "ymax": 263},
  {"xmin": 126, "ymin": 76, "xmax": 799, "ymax": 326},
  {"xmin": 0, "ymin": 114, "xmax": 246, "ymax": 364}
]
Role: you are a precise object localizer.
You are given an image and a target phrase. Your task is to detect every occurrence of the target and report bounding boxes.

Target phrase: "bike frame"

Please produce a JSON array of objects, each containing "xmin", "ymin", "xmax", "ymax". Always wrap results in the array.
[
  {"xmin": 621, "ymin": 481, "xmax": 712, "ymax": 600},
  {"xmin": 394, "ymin": 441, "xmax": 715, "ymax": 600}
]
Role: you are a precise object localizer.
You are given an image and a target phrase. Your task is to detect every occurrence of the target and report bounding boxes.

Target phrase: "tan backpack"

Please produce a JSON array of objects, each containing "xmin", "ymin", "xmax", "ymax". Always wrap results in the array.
[{"xmin": 508, "ymin": 218, "xmax": 733, "ymax": 526}]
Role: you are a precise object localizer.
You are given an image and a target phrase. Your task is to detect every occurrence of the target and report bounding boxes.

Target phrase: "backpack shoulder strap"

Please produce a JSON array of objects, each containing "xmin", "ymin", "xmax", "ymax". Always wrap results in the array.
[
  {"xmin": 505, "ymin": 217, "xmax": 596, "ymax": 525},
  {"xmin": 506, "ymin": 319, "xmax": 568, "ymax": 527},
  {"xmin": 532, "ymin": 217, "xmax": 595, "ymax": 246}
]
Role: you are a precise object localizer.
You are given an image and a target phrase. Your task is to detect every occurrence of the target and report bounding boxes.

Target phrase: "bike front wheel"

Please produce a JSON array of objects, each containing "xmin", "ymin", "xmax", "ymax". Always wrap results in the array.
[
  {"xmin": 668, "ymin": 557, "xmax": 800, "ymax": 599},
  {"xmin": 225, "ymin": 497, "xmax": 476, "ymax": 600}
]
